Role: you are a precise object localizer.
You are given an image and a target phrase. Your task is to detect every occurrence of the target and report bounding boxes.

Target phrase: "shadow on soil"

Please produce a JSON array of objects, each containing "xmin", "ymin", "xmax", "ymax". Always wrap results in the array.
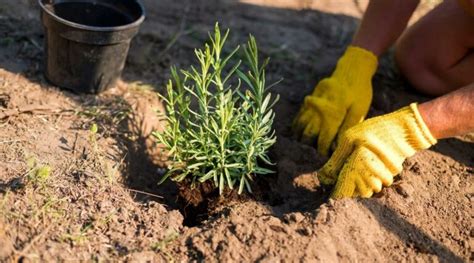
[
  {"xmin": 0, "ymin": 1, "xmax": 468, "ymax": 259},
  {"xmin": 362, "ymin": 200, "xmax": 464, "ymax": 263},
  {"xmin": 431, "ymin": 138, "xmax": 474, "ymax": 167}
]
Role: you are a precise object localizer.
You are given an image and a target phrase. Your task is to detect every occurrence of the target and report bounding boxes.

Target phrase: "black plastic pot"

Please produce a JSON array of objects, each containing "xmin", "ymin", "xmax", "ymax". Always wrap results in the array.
[{"xmin": 39, "ymin": 0, "xmax": 145, "ymax": 94}]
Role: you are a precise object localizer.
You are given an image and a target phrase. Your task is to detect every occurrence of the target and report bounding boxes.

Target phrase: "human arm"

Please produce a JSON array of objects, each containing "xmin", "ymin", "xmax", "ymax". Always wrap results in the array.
[
  {"xmin": 352, "ymin": 0, "xmax": 420, "ymax": 55},
  {"xmin": 293, "ymin": 0, "xmax": 420, "ymax": 155},
  {"xmin": 419, "ymin": 84, "xmax": 474, "ymax": 139}
]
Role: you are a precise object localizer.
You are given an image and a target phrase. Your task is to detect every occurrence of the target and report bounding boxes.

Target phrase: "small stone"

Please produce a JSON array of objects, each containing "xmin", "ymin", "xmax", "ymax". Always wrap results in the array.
[
  {"xmin": 395, "ymin": 182, "xmax": 414, "ymax": 198},
  {"xmin": 266, "ymin": 216, "xmax": 280, "ymax": 225},
  {"xmin": 316, "ymin": 206, "xmax": 329, "ymax": 224},
  {"xmin": 259, "ymin": 256, "xmax": 281, "ymax": 263},
  {"xmin": 306, "ymin": 227, "xmax": 313, "ymax": 235},
  {"xmin": 290, "ymin": 212, "xmax": 305, "ymax": 223},
  {"xmin": 452, "ymin": 175, "xmax": 460, "ymax": 187},
  {"xmin": 327, "ymin": 199, "xmax": 335, "ymax": 207}
]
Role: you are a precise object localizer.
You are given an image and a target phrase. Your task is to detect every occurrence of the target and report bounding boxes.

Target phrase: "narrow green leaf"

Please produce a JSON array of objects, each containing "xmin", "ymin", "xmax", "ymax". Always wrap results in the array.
[
  {"xmin": 236, "ymin": 70, "xmax": 254, "ymax": 89},
  {"xmin": 199, "ymin": 170, "xmax": 215, "ymax": 182},
  {"xmin": 238, "ymin": 176, "xmax": 245, "ymax": 194}
]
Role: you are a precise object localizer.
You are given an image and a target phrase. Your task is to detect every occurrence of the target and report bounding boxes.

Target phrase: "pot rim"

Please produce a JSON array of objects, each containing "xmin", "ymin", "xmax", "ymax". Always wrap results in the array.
[{"xmin": 38, "ymin": 0, "xmax": 145, "ymax": 32}]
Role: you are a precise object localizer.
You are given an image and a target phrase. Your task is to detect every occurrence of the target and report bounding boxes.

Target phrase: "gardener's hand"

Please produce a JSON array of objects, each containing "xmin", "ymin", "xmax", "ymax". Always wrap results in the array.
[
  {"xmin": 293, "ymin": 46, "xmax": 378, "ymax": 156},
  {"xmin": 318, "ymin": 103, "xmax": 437, "ymax": 198}
]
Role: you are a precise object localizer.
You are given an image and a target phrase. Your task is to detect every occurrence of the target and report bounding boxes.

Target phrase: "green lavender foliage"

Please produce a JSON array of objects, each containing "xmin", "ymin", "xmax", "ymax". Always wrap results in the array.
[{"xmin": 154, "ymin": 24, "xmax": 279, "ymax": 194}]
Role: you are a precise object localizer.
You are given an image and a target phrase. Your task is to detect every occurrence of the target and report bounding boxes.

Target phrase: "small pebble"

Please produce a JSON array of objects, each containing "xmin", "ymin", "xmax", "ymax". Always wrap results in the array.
[
  {"xmin": 452, "ymin": 175, "xmax": 460, "ymax": 187},
  {"xmin": 395, "ymin": 182, "xmax": 414, "ymax": 198}
]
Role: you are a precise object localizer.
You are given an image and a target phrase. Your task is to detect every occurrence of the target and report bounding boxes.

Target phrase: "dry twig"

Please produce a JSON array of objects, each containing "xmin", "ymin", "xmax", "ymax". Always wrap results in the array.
[{"xmin": 0, "ymin": 105, "xmax": 73, "ymax": 119}]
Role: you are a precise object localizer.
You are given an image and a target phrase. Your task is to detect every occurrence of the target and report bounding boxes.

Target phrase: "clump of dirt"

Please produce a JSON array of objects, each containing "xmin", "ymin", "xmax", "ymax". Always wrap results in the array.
[
  {"xmin": 1, "ymin": 0, "xmax": 473, "ymax": 262},
  {"xmin": 175, "ymin": 181, "xmax": 239, "ymax": 227}
]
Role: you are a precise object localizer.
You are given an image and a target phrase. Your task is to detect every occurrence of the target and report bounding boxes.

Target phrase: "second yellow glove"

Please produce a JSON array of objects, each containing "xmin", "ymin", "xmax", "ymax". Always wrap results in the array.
[
  {"xmin": 319, "ymin": 103, "xmax": 437, "ymax": 198},
  {"xmin": 293, "ymin": 46, "xmax": 378, "ymax": 156}
]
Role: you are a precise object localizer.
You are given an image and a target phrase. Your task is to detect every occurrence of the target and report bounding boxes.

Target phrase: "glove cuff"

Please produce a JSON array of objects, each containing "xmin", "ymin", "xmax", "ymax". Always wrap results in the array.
[
  {"xmin": 409, "ymin": 103, "xmax": 438, "ymax": 147},
  {"xmin": 332, "ymin": 45, "xmax": 378, "ymax": 85}
]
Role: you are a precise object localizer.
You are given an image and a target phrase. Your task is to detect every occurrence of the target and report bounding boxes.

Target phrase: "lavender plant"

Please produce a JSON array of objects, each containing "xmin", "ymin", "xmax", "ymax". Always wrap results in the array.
[{"xmin": 154, "ymin": 24, "xmax": 279, "ymax": 194}]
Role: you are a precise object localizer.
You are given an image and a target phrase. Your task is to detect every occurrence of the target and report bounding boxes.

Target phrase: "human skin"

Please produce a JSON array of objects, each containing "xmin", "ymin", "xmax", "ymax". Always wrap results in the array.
[
  {"xmin": 353, "ymin": 0, "xmax": 474, "ymax": 139},
  {"xmin": 418, "ymin": 85, "xmax": 474, "ymax": 139}
]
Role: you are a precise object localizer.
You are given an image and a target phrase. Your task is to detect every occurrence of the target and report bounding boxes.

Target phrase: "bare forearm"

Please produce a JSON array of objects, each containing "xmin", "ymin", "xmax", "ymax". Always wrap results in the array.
[
  {"xmin": 418, "ymin": 84, "xmax": 474, "ymax": 139},
  {"xmin": 352, "ymin": 0, "xmax": 420, "ymax": 56}
]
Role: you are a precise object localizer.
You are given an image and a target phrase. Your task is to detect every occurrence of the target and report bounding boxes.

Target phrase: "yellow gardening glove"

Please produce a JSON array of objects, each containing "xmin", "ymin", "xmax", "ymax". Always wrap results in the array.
[
  {"xmin": 293, "ymin": 46, "xmax": 378, "ymax": 156},
  {"xmin": 319, "ymin": 103, "xmax": 437, "ymax": 198}
]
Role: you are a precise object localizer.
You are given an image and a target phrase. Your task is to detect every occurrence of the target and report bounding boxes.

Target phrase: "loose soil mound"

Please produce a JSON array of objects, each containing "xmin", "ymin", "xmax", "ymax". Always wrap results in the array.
[{"xmin": 0, "ymin": 0, "xmax": 472, "ymax": 261}]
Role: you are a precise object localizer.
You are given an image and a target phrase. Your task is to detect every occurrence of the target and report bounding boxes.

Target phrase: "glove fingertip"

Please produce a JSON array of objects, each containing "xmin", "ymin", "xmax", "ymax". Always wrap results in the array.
[
  {"xmin": 292, "ymin": 118, "xmax": 308, "ymax": 140},
  {"xmin": 331, "ymin": 174, "xmax": 356, "ymax": 199},
  {"xmin": 317, "ymin": 140, "xmax": 331, "ymax": 157},
  {"xmin": 292, "ymin": 112, "xmax": 314, "ymax": 138},
  {"xmin": 317, "ymin": 120, "xmax": 342, "ymax": 157},
  {"xmin": 317, "ymin": 171, "xmax": 336, "ymax": 185},
  {"xmin": 301, "ymin": 122, "xmax": 320, "ymax": 144}
]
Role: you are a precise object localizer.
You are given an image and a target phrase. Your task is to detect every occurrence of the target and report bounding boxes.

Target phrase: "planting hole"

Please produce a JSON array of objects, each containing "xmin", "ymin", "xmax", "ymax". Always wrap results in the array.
[{"xmin": 175, "ymin": 173, "xmax": 284, "ymax": 227}]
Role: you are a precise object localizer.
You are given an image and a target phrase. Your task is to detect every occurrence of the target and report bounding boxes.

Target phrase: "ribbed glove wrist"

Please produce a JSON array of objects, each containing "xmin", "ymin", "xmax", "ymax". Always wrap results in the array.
[{"xmin": 409, "ymin": 103, "xmax": 438, "ymax": 147}]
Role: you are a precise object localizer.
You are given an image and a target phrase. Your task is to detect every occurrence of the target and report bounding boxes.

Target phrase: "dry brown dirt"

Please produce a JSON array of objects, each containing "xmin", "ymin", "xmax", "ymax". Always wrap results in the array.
[{"xmin": 0, "ymin": 0, "xmax": 473, "ymax": 262}]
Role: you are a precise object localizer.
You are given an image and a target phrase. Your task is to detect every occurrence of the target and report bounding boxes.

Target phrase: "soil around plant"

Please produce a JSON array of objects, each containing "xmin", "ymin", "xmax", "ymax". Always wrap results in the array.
[{"xmin": 0, "ymin": 0, "xmax": 473, "ymax": 262}]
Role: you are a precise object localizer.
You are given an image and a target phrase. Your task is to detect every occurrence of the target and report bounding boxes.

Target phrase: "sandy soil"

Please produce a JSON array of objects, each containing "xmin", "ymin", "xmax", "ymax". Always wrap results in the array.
[{"xmin": 0, "ymin": 0, "xmax": 472, "ymax": 262}]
